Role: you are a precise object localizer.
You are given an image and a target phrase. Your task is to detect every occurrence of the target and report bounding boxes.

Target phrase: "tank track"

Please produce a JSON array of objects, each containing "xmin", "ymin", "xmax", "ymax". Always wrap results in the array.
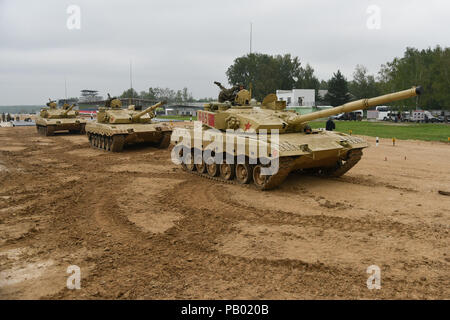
[
  {"xmin": 321, "ymin": 148, "xmax": 363, "ymax": 177},
  {"xmin": 158, "ymin": 132, "xmax": 171, "ymax": 148},
  {"xmin": 179, "ymin": 151, "xmax": 295, "ymax": 190},
  {"xmin": 87, "ymin": 132, "xmax": 170, "ymax": 152},
  {"xmin": 260, "ymin": 158, "xmax": 296, "ymax": 190},
  {"xmin": 87, "ymin": 133, "xmax": 125, "ymax": 152},
  {"xmin": 178, "ymin": 148, "xmax": 363, "ymax": 190},
  {"xmin": 183, "ymin": 167, "xmax": 251, "ymax": 189},
  {"xmin": 36, "ymin": 125, "xmax": 54, "ymax": 136}
]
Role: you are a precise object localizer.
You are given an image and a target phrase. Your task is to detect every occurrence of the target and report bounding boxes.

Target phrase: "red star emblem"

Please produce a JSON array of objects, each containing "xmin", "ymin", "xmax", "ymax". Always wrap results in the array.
[{"xmin": 244, "ymin": 122, "xmax": 252, "ymax": 131}]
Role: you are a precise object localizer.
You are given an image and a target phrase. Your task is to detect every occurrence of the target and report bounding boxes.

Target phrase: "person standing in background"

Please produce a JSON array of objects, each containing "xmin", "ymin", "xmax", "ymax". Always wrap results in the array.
[{"xmin": 326, "ymin": 117, "xmax": 336, "ymax": 131}]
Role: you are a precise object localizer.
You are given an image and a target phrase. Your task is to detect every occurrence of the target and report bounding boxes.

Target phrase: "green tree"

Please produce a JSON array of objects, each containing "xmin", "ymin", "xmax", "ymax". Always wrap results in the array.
[
  {"xmin": 139, "ymin": 88, "xmax": 157, "ymax": 101},
  {"xmin": 175, "ymin": 90, "xmax": 183, "ymax": 102},
  {"xmin": 226, "ymin": 53, "xmax": 302, "ymax": 101},
  {"xmin": 295, "ymin": 63, "xmax": 320, "ymax": 101},
  {"xmin": 120, "ymin": 88, "xmax": 139, "ymax": 99},
  {"xmin": 319, "ymin": 80, "xmax": 328, "ymax": 90},
  {"xmin": 349, "ymin": 65, "xmax": 379, "ymax": 100},
  {"xmin": 378, "ymin": 46, "xmax": 449, "ymax": 110},
  {"xmin": 325, "ymin": 70, "xmax": 350, "ymax": 106},
  {"xmin": 182, "ymin": 87, "xmax": 194, "ymax": 102},
  {"xmin": 153, "ymin": 87, "xmax": 176, "ymax": 102}
]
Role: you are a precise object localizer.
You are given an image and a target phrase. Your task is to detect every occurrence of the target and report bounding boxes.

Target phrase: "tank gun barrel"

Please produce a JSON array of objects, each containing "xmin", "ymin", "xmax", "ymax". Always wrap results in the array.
[
  {"xmin": 288, "ymin": 86, "xmax": 423, "ymax": 125},
  {"xmin": 132, "ymin": 101, "xmax": 166, "ymax": 121},
  {"xmin": 63, "ymin": 104, "xmax": 76, "ymax": 115}
]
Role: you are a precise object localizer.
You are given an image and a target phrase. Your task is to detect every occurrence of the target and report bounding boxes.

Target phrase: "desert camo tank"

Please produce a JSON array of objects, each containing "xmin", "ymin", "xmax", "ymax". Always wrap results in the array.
[
  {"xmin": 35, "ymin": 99, "xmax": 86, "ymax": 136},
  {"xmin": 85, "ymin": 95, "xmax": 171, "ymax": 152},
  {"xmin": 171, "ymin": 83, "xmax": 423, "ymax": 190}
]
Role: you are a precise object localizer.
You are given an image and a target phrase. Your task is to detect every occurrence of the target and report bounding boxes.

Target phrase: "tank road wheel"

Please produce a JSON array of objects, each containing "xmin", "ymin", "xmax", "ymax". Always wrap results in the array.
[
  {"xmin": 179, "ymin": 147, "xmax": 195, "ymax": 171},
  {"xmin": 206, "ymin": 157, "xmax": 219, "ymax": 177},
  {"xmin": 102, "ymin": 135, "xmax": 108, "ymax": 150},
  {"xmin": 80, "ymin": 124, "xmax": 86, "ymax": 134},
  {"xmin": 94, "ymin": 134, "xmax": 100, "ymax": 148},
  {"xmin": 184, "ymin": 151, "xmax": 196, "ymax": 171},
  {"xmin": 235, "ymin": 163, "xmax": 252, "ymax": 184},
  {"xmin": 105, "ymin": 136, "xmax": 112, "ymax": 151},
  {"xmin": 98, "ymin": 135, "xmax": 103, "ymax": 149},
  {"xmin": 220, "ymin": 161, "xmax": 235, "ymax": 180},
  {"xmin": 252, "ymin": 165, "xmax": 270, "ymax": 190},
  {"xmin": 111, "ymin": 135, "xmax": 125, "ymax": 152},
  {"xmin": 194, "ymin": 153, "xmax": 207, "ymax": 173},
  {"xmin": 92, "ymin": 134, "xmax": 98, "ymax": 148},
  {"xmin": 88, "ymin": 133, "xmax": 93, "ymax": 147}
]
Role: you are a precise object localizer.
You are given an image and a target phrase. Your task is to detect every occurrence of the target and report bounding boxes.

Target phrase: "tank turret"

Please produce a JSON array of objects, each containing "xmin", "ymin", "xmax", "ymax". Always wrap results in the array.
[
  {"xmin": 46, "ymin": 99, "xmax": 57, "ymax": 108},
  {"xmin": 132, "ymin": 101, "xmax": 166, "ymax": 122},
  {"xmin": 62, "ymin": 104, "xmax": 76, "ymax": 116},
  {"xmin": 198, "ymin": 86, "xmax": 422, "ymax": 133},
  {"xmin": 97, "ymin": 101, "xmax": 166, "ymax": 124},
  {"xmin": 105, "ymin": 93, "xmax": 122, "ymax": 109}
]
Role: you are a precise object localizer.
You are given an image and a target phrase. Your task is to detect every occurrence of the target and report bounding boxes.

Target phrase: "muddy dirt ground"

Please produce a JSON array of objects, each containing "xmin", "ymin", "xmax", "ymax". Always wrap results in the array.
[{"xmin": 0, "ymin": 126, "xmax": 448, "ymax": 299}]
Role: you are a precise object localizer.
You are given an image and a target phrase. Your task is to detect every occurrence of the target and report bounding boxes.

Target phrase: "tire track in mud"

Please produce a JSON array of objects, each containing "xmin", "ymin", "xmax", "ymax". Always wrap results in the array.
[
  {"xmin": 332, "ymin": 174, "xmax": 419, "ymax": 193},
  {"xmin": 1, "ymin": 127, "xmax": 448, "ymax": 299},
  {"xmin": 152, "ymin": 179, "xmax": 391, "ymax": 297},
  {"xmin": 171, "ymin": 180, "xmax": 448, "ymax": 298},
  {"xmin": 213, "ymin": 186, "xmax": 446, "ymax": 240}
]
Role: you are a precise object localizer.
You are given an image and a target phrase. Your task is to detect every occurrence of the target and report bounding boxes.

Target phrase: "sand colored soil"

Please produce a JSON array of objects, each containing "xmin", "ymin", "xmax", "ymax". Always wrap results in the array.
[{"xmin": 0, "ymin": 126, "xmax": 448, "ymax": 299}]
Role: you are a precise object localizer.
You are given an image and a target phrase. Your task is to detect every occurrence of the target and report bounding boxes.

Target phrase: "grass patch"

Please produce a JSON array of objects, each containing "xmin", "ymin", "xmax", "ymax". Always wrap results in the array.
[
  {"xmin": 156, "ymin": 116, "xmax": 449, "ymax": 142},
  {"xmin": 309, "ymin": 121, "xmax": 450, "ymax": 142}
]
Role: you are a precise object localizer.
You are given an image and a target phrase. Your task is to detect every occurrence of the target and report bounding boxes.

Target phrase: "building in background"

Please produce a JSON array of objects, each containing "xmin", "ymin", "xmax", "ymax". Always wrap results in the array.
[
  {"xmin": 276, "ymin": 89, "xmax": 332, "ymax": 115},
  {"xmin": 276, "ymin": 89, "xmax": 315, "ymax": 107},
  {"xmin": 57, "ymin": 98, "xmax": 78, "ymax": 106},
  {"xmin": 162, "ymin": 103, "xmax": 203, "ymax": 116}
]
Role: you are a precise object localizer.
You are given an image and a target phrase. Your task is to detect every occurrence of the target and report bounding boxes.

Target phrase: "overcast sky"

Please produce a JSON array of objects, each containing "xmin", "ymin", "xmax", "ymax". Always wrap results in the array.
[{"xmin": 0, "ymin": 0, "xmax": 448, "ymax": 105}]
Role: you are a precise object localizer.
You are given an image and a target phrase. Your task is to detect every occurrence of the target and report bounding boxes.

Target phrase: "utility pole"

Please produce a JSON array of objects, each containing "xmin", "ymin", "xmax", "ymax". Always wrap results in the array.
[{"xmin": 249, "ymin": 22, "xmax": 252, "ymax": 54}]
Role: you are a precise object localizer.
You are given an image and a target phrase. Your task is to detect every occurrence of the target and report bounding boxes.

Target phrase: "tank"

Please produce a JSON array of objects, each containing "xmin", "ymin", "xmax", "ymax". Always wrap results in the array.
[
  {"xmin": 171, "ymin": 84, "xmax": 423, "ymax": 190},
  {"xmin": 35, "ymin": 99, "xmax": 87, "ymax": 136},
  {"xmin": 85, "ymin": 95, "xmax": 172, "ymax": 152}
]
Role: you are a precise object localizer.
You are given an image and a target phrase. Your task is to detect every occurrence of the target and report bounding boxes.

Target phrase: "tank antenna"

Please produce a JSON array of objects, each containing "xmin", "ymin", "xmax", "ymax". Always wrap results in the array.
[
  {"xmin": 129, "ymin": 59, "xmax": 133, "ymax": 106},
  {"xmin": 64, "ymin": 76, "xmax": 68, "ymax": 100}
]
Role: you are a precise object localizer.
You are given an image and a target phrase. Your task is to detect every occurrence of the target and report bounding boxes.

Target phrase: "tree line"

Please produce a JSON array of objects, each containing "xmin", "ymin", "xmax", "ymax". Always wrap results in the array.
[
  {"xmin": 226, "ymin": 46, "xmax": 449, "ymax": 110},
  {"xmin": 117, "ymin": 45, "xmax": 448, "ymax": 109},
  {"xmin": 119, "ymin": 87, "xmax": 215, "ymax": 103}
]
